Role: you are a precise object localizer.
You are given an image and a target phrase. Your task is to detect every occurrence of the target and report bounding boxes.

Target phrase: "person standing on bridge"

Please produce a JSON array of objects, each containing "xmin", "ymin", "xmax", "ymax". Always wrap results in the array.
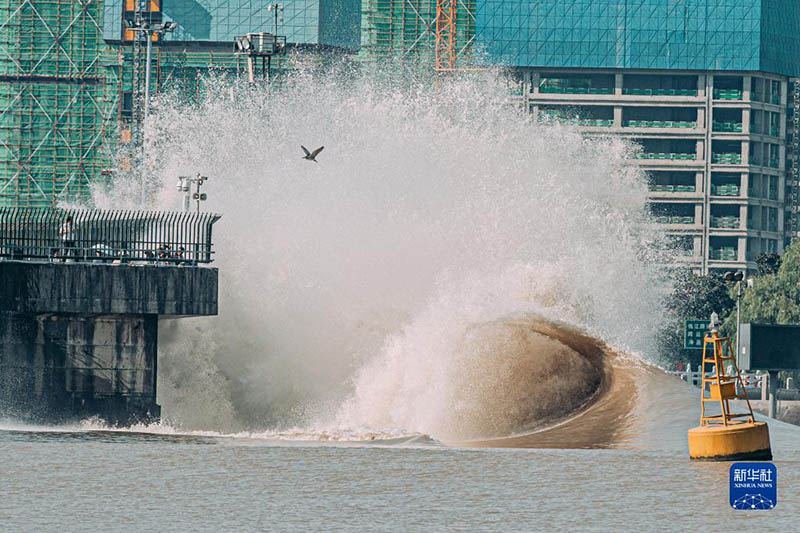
[{"xmin": 59, "ymin": 215, "xmax": 76, "ymax": 260}]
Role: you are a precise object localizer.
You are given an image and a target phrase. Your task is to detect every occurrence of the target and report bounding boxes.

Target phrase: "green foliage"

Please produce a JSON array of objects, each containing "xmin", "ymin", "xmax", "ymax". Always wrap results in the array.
[
  {"xmin": 723, "ymin": 240, "xmax": 800, "ymax": 330},
  {"xmin": 657, "ymin": 270, "xmax": 735, "ymax": 367},
  {"xmin": 755, "ymin": 252, "xmax": 781, "ymax": 275}
]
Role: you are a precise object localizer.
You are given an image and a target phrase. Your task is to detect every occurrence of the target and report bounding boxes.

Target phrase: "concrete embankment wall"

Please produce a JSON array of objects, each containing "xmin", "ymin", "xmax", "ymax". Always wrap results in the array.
[
  {"xmin": 0, "ymin": 262, "xmax": 218, "ymax": 424},
  {"xmin": 0, "ymin": 262, "xmax": 218, "ymax": 316}
]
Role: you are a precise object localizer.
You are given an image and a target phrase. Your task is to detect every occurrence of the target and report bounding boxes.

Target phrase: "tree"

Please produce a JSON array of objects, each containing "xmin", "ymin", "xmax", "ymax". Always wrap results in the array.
[
  {"xmin": 755, "ymin": 252, "xmax": 781, "ymax": 275},
  {"xmin": 657, "ymin": 270, "xmax": 735, "ymax": 368},
  {"xmin": 724, "ymin": 240, "xmax": 800, "ymax": 329}
]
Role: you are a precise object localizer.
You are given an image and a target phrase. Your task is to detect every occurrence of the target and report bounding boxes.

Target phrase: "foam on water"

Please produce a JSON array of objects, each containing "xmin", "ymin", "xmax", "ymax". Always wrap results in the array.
[{"xmin": 92, "ymin": 62, "xmax": 669, "ymax": 441}]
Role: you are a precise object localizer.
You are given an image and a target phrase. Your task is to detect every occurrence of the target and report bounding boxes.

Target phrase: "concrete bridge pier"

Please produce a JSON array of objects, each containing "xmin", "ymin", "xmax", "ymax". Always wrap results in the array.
[{"xmin": 0, "ymin": 262, "xmax": 218, "ymax": 425}]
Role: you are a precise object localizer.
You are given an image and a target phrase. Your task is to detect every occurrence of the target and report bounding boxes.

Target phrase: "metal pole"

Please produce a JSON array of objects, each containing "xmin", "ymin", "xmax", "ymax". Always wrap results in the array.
[
  {"xmin": 141, "ymin": 30, "xmax": 153, "ymax": 207},
  {"xmin": 768, "ymin": 370, "xmax": 778, "ymax": 418},
  {"xmin": 144, "ymin": 31, "xmax": 153, "ymax": 126},
  {"xmin": 735, "ymin": 281, "xmax": 742, "ymax": 368},
  {"xmin": 247, "ymin": 57, "xmax": 255, "ymax": 84}
]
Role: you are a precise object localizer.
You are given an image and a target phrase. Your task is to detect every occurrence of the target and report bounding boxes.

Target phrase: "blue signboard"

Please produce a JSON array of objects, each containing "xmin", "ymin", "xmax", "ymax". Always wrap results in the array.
[{"xmin": 730, "ymin": 463, "xmax": 777, "ymax": 510}]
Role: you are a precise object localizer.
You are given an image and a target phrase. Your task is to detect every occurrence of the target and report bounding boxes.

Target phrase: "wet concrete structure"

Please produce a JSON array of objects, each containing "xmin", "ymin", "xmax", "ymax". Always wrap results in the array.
[{"xmin": 0, "ymin": 261, "xmax": 218, "ymax": 425}]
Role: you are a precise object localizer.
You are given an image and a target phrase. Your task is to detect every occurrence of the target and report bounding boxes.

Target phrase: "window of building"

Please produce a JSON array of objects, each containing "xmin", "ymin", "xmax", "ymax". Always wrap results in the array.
[
  {"xmin": 622, "ymin": 74, "xmax": 697, "ymax": 95},
  {"xmin": 623, "ymin": 107, "xmax": 697, "ymax": 128},
  {"xmin": 709, "ymin": 236, "xmax": 738, "ymax": 261},
  {"xmin": 769, "ymin": 176, "xmax": 778, "ymax": 200},
  {"xmin": 747, "ymin": 206, "xmax": 757, "ymax": 229},
  {"xmin": 539, "ymin": 73, "xmax": 614, "ymax": 94},
  {"xmin": 769, "ymin": 144, "xmax": 779, "ymax": 168},
  {"xmin": 712, "ymin": 140, "xmax": 742, "ymax": 164},
  {"xmin": 747, "ymin": 173, "xmax": 761, "ymax": 198},
  {"xmin": 746, "ymin": 237, "xmax": 760, "ymax": 260},
  {"xmin": 649, "ymin": 202, "xmax": 695, "ymax": 224},
  {"xmin": 770, "ymin": 112, "xmax": 780, "ymax": 137},
  {"xmin": 751, "ymin": 78, "xmax": 762, "ymax": 102},
  {"xmin": 668, "ymin": 235, "xmax": 694, "ymax": 256},
  {"xmin": 714, "ymin": 76, "xmax": 744, "ymax": 100},
  {"xmin": 710, "ymin": 204, "xmax": 740, "ymax": 229},
  {"xmin": 636, "ymin": 138, "xmax": 697, "ymax": 160},
  {"xmin": 770, "ymin": 80, "xmax": 781, "ymax": 104},
  {"xmin": 710, "ymin": 173, "xmax": 741, "ymax": 196},
  {"xmin": 647, "ymin": 171, "xmax": 696, "ymax": 192},
  {"xmin": 712, "ymin": 108, "xmax": 742, "ymax": 132}
]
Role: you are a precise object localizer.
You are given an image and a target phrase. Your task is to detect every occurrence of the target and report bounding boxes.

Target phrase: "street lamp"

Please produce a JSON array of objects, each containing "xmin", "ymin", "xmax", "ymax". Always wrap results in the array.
[
  {"xmin": 124, "ymin": 17, "xmax": 176, "ymax": 205},
  {"xmin": 267, "ymin": 3, "xmax": 284, "ymax": 36},
  {"xmin": 124, "ymin": 18, "xmax": 178, "ymax": 124},
  {"xmin": 723, "ymin": 270, "xmax": 745, "ymax": 368}
]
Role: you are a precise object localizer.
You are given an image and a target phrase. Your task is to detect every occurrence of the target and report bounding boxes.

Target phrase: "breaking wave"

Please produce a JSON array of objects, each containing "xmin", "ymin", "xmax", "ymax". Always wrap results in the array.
[{"xmin": 91, "ymin": 60, "xmax": 673, "ymax": 444}]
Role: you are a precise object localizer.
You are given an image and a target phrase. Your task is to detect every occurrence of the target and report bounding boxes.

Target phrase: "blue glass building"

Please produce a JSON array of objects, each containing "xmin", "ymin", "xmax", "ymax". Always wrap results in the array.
[{"xmin": 475, "ymin": 0, "xmax": 800, "ymax": 76}]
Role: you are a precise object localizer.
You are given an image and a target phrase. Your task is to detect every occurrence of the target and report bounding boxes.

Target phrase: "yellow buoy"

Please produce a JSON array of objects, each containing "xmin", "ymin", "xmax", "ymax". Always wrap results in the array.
[{"xmin": 687, "ymin": 330, "xmax": 772, "ymax": 461}]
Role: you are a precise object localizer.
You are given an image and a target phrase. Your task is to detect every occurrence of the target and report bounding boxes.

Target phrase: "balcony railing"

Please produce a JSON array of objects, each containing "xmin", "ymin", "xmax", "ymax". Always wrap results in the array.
[
  {"xmin": 623, "ymin": 88, "xmax": 697, "ymax": 96},
  {"xmin": 653, "ymin": 215, "xmax": 695, "ymax": 224},
  {"xmin": 566, "ymin": 118, "xmax": 614, "ymax": 127},
  {"xmin": 711, "ymin": 216, "xmax": 741, "ymax": 229},
  {"xmin": 709, "ymin": 247, "xmax": 738, "ymax": 261},
  {"xmin": 713, "ymin": 89, "xmax": 743, "ymax": 100},
  {"xmin": 625, "ymin": 120, "xmax": 696, "ymax": 128},
  {"xmin": 711, "ymin": 153, "xmax": 742, "ymax": 164},
  {"xmin": 649, "ymin": 184, "xmax": 696, "ymax": 193},
  {"xmin": 710, "ymin": 184, "xmax": 740, "ymax": 196},
  {"xmin": 712, "ymin": 121, "xmax": 743, "ymax": 132},
  {"xmin": 0, "ymin": 208, "xmax": 221, "ymax": 264},
  {"xmin": 633, "ymin": 152, "xmax": 696, "ymax": 160},
  {"xmin": 539, "ymin": 84, "xmax": 614, "ymax": 95}
]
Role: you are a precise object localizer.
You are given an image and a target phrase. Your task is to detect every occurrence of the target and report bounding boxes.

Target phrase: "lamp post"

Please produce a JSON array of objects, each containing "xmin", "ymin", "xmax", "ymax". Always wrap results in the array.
[
  {"xmin": 724, "ymin": 270, "xmax": 745, "ymax": 368},
  {"xmin": 125, "ymin": 18, "xmax": 178, "ymax": 125},
  {"xmin": 124, "ymin": 18, "xmax": 177, "ymax": 205},
  {"xmin": 268, "ymin": 4, "xmax": 284, "ymax": 36}
]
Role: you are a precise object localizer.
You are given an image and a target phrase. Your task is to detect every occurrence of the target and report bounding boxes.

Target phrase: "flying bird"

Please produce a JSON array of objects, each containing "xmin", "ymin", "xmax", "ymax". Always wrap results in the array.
[{"xmin": 301, "ymin": 145, "xmax": 324, "ymax": 162}]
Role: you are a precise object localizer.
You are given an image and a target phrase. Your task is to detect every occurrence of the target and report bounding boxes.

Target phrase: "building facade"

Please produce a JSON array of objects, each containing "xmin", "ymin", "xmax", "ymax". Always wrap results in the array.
[{"xmin": 476, "ymin": 0, "xmax": 800, "ymax": 273}]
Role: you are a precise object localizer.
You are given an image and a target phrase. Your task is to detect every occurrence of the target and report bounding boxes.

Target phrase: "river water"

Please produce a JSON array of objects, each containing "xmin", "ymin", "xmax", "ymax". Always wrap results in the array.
[{"xmin": 2, "ymin": 370, "xmax": 798, "ymax": 531}]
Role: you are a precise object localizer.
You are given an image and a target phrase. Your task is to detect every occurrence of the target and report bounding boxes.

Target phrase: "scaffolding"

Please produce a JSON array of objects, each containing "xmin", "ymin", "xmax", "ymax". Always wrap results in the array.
[
  {"xmin": 0, "ymin": 0, "xmax": 118, "ymax": 208},
  {"xmin": 105, "ymin": 44, "xmax": 290, "ymax": 123},
  {"xmin": 359, "ymin": 0, "xmax": 475, "ymax": 69}
]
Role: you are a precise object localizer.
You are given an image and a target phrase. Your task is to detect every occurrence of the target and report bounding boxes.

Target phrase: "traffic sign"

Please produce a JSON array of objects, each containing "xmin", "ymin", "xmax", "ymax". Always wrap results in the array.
[{"xmin": 685, "ymin": 319, "xmax": 710, "ymax": 350}]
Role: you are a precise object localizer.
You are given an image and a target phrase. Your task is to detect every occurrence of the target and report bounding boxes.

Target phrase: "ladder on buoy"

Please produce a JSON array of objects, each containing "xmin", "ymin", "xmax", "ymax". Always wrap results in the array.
[{"xmin": 700, "ymin": 331, "xmax": 755, "ymax": 426}]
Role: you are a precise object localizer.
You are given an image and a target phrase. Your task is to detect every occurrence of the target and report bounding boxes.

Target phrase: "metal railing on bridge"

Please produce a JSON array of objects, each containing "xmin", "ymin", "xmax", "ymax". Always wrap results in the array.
[{"xmin": 0, "ymin": 209, "xmax": 221, "ymax": 265}]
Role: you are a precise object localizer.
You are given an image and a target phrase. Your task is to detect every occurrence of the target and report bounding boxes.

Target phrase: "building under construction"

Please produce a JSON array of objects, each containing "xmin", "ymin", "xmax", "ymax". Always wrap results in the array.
[
  {"xmin": 0, "ymin": 0, "xmax": 360, "ymax": 208},
  {"xmin": 0, "ymin": 1, "xmax": 117, "ymax": 208},
  {"xmin": 359, "ymin": 0, "xmax": 475, "ymax": 70}
]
